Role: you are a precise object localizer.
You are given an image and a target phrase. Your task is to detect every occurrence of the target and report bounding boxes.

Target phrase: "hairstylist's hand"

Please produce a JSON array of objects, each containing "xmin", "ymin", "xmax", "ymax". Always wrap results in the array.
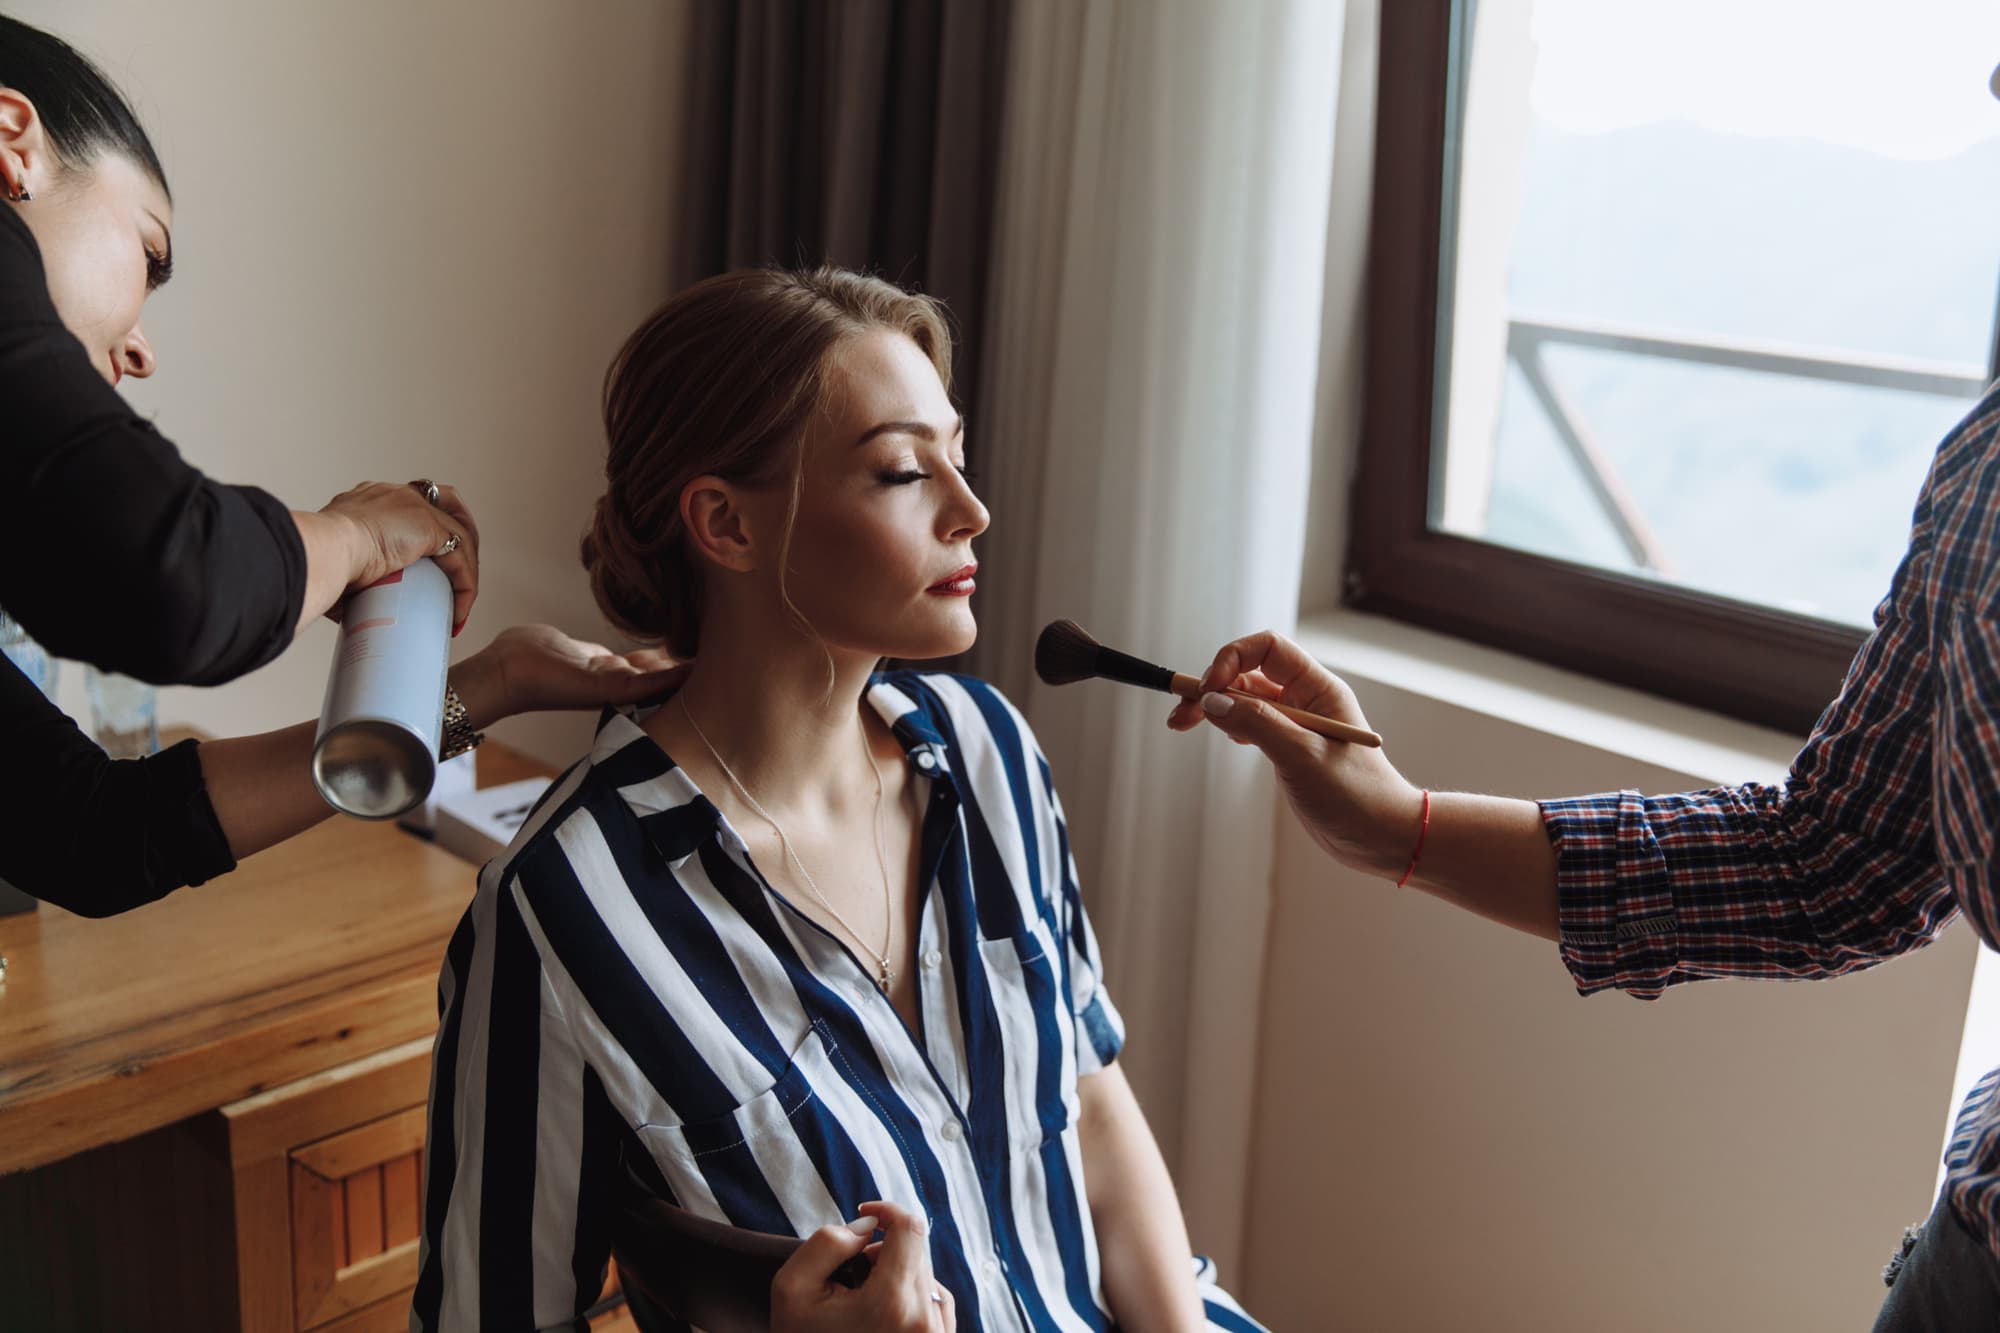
[
  {"xmin": 771, "ymin": 1202, "xmax": 955, "ymax": 1333},
  {"xmin": 1167, "ymin": 629, "xmax": 1425, "ymax": 879},
  {"xmin": 318, "ymin": 480, "xmax": 480, "ymax": 635},
  {"xmin": 447, "ymin": 626, "xmax": 685, "ymax": 729}
]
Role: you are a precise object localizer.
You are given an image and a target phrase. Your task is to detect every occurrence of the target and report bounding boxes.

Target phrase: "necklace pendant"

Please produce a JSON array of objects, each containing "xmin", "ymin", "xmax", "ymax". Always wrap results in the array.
[{"xmin": 878, "ymin": 964, "xmax": 895, "ymax": 992}]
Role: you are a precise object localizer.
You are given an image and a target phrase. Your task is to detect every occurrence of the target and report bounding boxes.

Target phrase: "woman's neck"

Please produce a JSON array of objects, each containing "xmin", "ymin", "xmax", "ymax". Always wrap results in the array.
[{"xmin": 661, "ymin": 613, "xmax": 884, "ymax": 814}]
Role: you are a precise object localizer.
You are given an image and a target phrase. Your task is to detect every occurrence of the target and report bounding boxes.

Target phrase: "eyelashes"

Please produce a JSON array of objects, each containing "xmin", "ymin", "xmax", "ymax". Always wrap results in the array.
[
  {"xmin": 878, "ymin": 465, "xmax": 979, "ymax": 487},
  {"xmin": 145, "ymin": 248, "xmax": 173, "ymax": 291}
]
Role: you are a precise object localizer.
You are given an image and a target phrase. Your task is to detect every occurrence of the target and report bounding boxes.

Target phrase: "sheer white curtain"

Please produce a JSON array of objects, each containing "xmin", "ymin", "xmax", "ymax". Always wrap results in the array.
[{"xmin": 969, "ymin": 0, "xmax": 1345, "ymax": 1277}]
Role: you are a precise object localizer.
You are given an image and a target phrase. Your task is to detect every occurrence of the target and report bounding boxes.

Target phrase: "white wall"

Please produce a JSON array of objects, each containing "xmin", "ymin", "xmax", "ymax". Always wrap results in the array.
[
  {"xmin": 1236, "ymin": 629, "xmax": 1978, "ymax": 1330},
  {"xmin": 16, "ymin": 0, "xmax": 692, "ymax": 763}
]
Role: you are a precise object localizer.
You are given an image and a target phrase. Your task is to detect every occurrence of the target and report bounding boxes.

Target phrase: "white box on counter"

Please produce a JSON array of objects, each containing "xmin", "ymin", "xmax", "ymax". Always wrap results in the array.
[
  {"xmin": 395, "ymin": 749, "xmax": 478, "ymax": 837},
  {"xmin": 432, "ymin": 776, "xmax": 553, "ymax": 867}
]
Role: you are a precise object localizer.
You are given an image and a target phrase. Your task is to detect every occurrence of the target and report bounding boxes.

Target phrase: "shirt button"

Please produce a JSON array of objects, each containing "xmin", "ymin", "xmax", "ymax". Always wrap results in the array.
[
  {"xmin": 983, "ymin": 1256, "xmax": 1002, "ymax": 1277},
  {"xmin": 851, "ymin": 983, "xmax": 873, "ymax": 1003},
  {"xmin": 923, "ymin": 949, "xmax": 943, "ymax": 971},
  {"xmin": 940, "ymin": 1119, "xmax": 962, "ymax": 1143},
  {"xmin": 917, "ymin": 751, "xmax": 937, "ymax": 770}
]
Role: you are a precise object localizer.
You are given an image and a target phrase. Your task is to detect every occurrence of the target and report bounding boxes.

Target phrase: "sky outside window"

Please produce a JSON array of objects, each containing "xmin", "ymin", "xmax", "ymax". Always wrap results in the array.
[{"xmin": 1440, "ymin": 0, "xmax": 2000, "ymax": 626}]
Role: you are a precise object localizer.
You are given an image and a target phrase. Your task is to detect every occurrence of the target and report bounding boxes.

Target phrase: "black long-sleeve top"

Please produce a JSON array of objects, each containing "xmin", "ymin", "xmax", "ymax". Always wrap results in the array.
[
  {"xmin": 0, "ymin": 202, "xmax": 299, "ymax": 913},
  {"xmin": 0, "ymin": 201, "xmax": 306, "ymax": 686},
  {"xmin": 0, "ymin": 656, "xmax": 236, "ymax": 915}
]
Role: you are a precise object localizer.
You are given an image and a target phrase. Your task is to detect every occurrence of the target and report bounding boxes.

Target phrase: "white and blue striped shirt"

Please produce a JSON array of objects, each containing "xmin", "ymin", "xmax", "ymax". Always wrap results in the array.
[{"xmin": 412, "ymin": 672, "xmax": 1264, "ymax": 1332}]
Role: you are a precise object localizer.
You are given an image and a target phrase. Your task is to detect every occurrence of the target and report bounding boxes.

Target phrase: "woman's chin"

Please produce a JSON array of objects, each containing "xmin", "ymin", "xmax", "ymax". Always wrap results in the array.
[
  {"xmin": 812, "ymin": 600, "xmax": 979, "ymax": 666},
  {"xmin": 876, "ymin": 611, "xmax": 977, "ymax": 663},
  {"xmin": 931, "ymin": 607, "xmax": 978, "ymax": 657}
]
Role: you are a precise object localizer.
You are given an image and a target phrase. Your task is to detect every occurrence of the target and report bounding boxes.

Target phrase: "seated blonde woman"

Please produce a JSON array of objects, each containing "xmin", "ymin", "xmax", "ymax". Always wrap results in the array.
[{"xmin": 413, "ymin": 268, "xmax": 1267, "ymax": 1333}]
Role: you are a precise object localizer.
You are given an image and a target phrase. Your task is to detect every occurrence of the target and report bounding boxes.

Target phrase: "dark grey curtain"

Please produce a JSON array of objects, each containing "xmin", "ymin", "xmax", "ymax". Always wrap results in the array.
[{"xmin": 676, "ymin": 0, "xmax": 1013, "ymax": 442}]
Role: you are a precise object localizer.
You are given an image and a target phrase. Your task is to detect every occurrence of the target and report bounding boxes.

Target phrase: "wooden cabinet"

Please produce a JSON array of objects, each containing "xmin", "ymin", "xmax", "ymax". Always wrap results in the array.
[
  {"xmin": 0, "ymin": 742, "xmax": 633, "ymax": 1332},
  {"xmin": 288, "ymin": 1106, "xmax": 428, "ymax": 1328},
  {"xmin": 227, "ymin": 1038, "xmax": 436, "ymax": 1332},
  {"xmin": 0, "ymin": 1037, "xmax": 629, "ymax": 1332}
]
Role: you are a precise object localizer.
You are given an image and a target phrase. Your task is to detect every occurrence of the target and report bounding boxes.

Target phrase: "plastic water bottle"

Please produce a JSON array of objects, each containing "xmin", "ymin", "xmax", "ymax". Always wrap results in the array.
[
  {"xmin": 0, "ymin": 607, "xmax": 57, "ymax": 701},
  {"xmin": 0, "ymin": 608, "xmax": 54, "ymax": 915},
  {"xmin": 84, "ymin": 666, "xmax": 160, "ymax": 759}
]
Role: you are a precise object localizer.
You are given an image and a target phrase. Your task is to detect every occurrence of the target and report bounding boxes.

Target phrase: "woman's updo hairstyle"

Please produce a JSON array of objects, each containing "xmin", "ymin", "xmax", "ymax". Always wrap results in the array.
[
  {"xmin": 582, "ymin": 266, "xmax": 952, "ymax": 658},
  {"xmin": 0, "ymin": 16, "xmax": 169, "ymax": 197}
]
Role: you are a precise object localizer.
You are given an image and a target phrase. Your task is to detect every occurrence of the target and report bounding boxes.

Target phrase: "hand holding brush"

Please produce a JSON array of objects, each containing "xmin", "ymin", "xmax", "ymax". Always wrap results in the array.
[
  {"xmin": 1155, "ymin": 628, "xmax": 1560, "ymax": 935},
  {"xmin": 1034, "ymin": 619, "xmax": 1383, "ymax": 748}
]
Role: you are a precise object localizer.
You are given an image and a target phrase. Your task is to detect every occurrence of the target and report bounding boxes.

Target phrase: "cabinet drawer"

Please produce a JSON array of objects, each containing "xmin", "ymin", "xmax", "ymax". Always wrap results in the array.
[
  {"xmin": 291, "ymin": 1104, "xmax": 428, "ymax": 1329},
  {"xmin": 223, "ymin": 1036, "xmax": 436, "ymax": 1332},
  {"xmin": 220, "ymin": 1036, "xmax": 624, "ymax": 1330}
]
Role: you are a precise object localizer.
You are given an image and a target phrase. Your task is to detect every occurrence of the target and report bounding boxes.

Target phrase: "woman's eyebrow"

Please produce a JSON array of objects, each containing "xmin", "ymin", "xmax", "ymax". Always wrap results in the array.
[{"xmin": 852, "ymin": 415, "xmax": 965, "ymax": 448}]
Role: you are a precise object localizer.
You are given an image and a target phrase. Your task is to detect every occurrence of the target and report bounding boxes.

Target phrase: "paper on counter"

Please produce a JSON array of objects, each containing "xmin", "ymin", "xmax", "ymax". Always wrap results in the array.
[{"xmin": 433, "ymin": 776, "xmax": 553, "ymax": 866}]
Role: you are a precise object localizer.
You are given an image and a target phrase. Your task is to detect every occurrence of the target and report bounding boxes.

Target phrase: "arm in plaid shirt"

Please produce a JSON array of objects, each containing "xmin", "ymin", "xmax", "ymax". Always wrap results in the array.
[{"xmin": 1542, "ymin": 390, "xmax": 2000, "ymax": 1000}]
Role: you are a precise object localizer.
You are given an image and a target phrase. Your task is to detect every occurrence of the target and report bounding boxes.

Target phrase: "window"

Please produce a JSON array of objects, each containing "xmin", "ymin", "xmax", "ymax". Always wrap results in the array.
[{"xmin": 1350, "ymin": 0, "xmax": 2000, "ymax": 733}]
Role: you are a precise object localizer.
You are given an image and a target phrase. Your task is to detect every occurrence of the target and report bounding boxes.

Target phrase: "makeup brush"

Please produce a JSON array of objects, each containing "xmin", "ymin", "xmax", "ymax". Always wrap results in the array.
[{"xmin": 1033, "ymin": 619, "xmax": 1383, "ymax": 747}]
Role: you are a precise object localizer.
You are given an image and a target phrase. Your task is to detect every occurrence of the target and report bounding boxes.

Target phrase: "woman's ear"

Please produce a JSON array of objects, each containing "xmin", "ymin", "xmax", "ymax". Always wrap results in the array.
[
  {"xmin": 680, "ymin": 476, "xmax": 760, "ymax": 574},
  {"xmin": 0, "ymin": 91, "xmax": 48, "ymax": 199}
]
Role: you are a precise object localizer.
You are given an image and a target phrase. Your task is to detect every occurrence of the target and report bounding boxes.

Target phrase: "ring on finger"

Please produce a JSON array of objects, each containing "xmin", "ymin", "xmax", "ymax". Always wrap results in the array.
[
  {"xmin": 932, "ymin": 1290, "xmax": 947, "ymax": 1306},
  {"xmin": 438, "ymin": 532, "xmax": 461, "ymax": 556},
  {"xmin": 409, "ymin": 477, "xmax": 442, "ymax": 507}
]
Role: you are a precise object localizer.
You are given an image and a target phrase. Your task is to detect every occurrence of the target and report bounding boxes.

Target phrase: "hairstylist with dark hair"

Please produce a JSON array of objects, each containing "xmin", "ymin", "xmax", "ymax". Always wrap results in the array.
[
  {"xmin": 0, "ymin": 16, "xmax": 477, "ymax": 684},
  {"xmin": 0, "ymin": 15, "xmax": 685, "ymax": 917}
]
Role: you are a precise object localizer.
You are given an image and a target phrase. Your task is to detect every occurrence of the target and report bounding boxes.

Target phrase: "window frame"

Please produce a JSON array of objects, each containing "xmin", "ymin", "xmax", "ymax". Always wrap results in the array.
[{"xmin": 1348, "ymin": 0, "xmax": 1905, "ymax": 737}]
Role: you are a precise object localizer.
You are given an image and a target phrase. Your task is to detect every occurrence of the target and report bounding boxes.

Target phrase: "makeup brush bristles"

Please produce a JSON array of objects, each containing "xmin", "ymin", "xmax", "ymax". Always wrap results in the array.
[
  {"xmin": 1033, "ymin": 619, "xmax": 1102, "ymax": 686},
  {"xmin": 1034, "ymin": 619, "xmax": 1177, "ymax": 694}
]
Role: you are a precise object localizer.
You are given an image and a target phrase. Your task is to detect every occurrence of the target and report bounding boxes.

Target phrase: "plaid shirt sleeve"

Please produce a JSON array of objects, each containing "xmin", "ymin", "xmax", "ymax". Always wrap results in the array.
[
  {"xmin": 1539, "ymin": 399, "xmax": 2000, "ymax": 1000},
  {"xmin": 1933, "ymin": 494, "xmax": 2000, "ymax": 901}
]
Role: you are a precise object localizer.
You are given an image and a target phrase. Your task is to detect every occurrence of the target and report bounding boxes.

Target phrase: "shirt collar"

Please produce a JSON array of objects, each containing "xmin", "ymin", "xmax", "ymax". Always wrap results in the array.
[
  {"xmin": 863, "ymin": 675, "xmax": 951, "ymax": 772},
  {"xmin": 589, "ymin": 675, "xmax": 951, "ymax": 866}
]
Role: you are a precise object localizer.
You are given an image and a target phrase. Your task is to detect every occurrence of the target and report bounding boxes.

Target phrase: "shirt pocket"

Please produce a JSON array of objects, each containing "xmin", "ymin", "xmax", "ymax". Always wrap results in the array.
[
  {"xmin": 633, "ymin": 1020, "xmax": 846, "ymax": 1217},
  {"xmin": 977, "ymin": 922, "xmax": 1080, "ymax": 1156}
]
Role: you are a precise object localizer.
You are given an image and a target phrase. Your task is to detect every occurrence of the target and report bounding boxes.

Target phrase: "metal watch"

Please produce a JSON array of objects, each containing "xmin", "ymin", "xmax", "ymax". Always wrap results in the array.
[{"xmin": 439, "ymin": 685, "xmax": 485, "ymax": 761}]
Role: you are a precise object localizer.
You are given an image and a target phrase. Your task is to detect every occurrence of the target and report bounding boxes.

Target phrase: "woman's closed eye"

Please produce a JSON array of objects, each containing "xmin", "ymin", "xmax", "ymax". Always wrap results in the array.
[
  {"xmin": 145, "ymin": 247, "xmax": 173, "ymax": 292},
  {"xmin": 877, "ymin": 463, "xmax": 979, "ymax": 486}
]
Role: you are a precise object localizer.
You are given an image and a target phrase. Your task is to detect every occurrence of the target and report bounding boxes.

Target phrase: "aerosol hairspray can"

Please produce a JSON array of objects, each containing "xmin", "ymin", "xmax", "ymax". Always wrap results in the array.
[{"xmin": 311, "ymin": 559, "xmax": 452, "ymax": 819}]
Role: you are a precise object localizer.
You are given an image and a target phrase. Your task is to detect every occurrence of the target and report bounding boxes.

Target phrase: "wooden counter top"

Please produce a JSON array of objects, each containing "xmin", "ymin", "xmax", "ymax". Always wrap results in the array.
[{"xmin": 0, "ymin": 740, "xmax": 552, "ymax": 1176}]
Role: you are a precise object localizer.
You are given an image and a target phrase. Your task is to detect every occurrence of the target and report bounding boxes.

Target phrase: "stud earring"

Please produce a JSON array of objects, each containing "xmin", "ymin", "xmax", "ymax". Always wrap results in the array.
[{"xmin": 6, "ymin": 183, "xmax": 27, "ymax": 202}]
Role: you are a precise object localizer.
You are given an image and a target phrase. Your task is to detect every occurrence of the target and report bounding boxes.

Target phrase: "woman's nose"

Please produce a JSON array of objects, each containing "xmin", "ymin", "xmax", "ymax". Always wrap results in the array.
[
  {"xmin": 950, "ymin": 483, "xmax": 990, "ymax": 540},
  {"xmin": 121, "ymin": 324, "xmax": 157, "ymax": 380}
]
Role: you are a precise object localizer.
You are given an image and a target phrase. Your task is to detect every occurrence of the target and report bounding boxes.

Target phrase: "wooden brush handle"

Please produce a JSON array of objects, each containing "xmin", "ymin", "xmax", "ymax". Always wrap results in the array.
[{"xmin": 1169, "ymin": 673, "xmax": 1383, "ymax": 748}]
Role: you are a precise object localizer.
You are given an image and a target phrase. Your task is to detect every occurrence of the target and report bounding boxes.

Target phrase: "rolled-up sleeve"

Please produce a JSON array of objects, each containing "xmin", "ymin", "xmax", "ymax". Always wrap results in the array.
[
  {"xmin": 1543, "ymin": 431, "xmax": 1963, "ymax": 999},
  {"xmin": 0, "ymin": 656, "xmax": 236, "ymax": 915},
  {"xmin": 1543, "ymin": 783, "xmax": 1954, "ymax": 999}
]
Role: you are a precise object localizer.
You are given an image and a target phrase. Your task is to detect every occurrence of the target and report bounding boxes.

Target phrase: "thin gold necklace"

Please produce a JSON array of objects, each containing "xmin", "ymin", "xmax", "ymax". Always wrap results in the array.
[{"xmin": 678, "ymin": 692, "xmax": 899, "ymax": 990}]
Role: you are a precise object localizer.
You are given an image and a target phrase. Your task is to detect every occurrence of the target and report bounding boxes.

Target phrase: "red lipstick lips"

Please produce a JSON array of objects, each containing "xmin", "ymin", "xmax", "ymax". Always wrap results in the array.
[{"xmin": 927, "ymin": 563, "xmax": 978, "ymax": 596}]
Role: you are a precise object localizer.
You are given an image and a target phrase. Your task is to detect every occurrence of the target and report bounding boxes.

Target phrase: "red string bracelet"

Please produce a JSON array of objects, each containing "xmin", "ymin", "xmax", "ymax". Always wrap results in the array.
[{"xmin": 1396, "ymin": 788, "xmax": 1431, "ymax": 888}]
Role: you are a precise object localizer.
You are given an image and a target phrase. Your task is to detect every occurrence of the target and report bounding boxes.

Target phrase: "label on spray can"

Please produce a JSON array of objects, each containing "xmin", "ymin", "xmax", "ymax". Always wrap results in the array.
[{"xmin": 311, "ymin": 558, "xmax": 454, "ymax": 819}]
